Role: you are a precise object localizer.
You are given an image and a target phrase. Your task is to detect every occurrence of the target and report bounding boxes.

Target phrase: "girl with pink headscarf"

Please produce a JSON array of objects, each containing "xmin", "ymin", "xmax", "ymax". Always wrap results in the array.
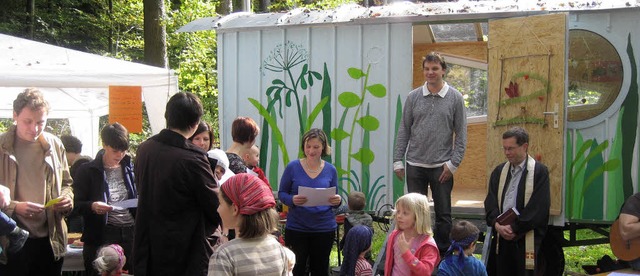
[{"xmin": 208, "ymin": 174, "xmax": 294, "ymax": 276}]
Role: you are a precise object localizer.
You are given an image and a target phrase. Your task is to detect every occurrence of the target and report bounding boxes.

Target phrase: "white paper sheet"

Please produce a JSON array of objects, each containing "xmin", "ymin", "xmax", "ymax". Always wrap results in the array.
[
  {"xmin": 111, "ymin": 198, "xmax": 138, "ymax": 210},
  {"xmin": 298, "ymin": 186, "xmax": 335, "ymax": 207}
]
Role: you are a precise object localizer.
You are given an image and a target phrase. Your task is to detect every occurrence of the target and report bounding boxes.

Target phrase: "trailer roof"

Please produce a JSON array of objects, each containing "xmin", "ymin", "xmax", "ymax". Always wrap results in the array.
[{"xmin": 178, "ymin": 0, "xmax": 639, "ymax": 33}]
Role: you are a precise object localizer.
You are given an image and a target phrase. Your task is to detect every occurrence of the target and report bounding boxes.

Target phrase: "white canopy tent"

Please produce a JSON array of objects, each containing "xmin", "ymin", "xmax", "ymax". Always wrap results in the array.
[{"xmin": 0, "ymin": 33, "xmax": 178, "ymax": 157}]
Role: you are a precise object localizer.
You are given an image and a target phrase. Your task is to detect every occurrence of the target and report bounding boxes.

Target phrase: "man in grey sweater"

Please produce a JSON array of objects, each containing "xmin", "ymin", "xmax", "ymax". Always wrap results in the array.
[{"xmin": 393, "ymin": 52, "xmax": 467, "ymax": 255}]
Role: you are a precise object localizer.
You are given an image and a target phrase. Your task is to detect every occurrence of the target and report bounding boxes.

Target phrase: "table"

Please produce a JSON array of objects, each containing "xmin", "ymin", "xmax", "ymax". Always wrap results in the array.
[{"xmin": 62, "ymin": 244, "xmax": 84, "ymax": 273}]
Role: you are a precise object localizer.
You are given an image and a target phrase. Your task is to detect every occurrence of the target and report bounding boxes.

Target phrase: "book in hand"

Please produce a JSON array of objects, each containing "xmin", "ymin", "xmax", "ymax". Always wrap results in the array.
[{"xmin": 496, "ymin": 207, "xmax": 520, "ymax": 225}]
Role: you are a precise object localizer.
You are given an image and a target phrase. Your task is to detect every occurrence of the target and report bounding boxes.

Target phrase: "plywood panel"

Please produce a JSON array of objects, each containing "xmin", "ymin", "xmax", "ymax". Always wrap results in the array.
[
  {"xmin": 455, "ymin": 122, "xmax": 488, "ymax": 190},
  {"xmin": 487, "ymin": 13, "xmax": 566, "ymax": 215},
  {"xmin": 413, "ymin": 41, "xmax": 488, "ymax": 88}
]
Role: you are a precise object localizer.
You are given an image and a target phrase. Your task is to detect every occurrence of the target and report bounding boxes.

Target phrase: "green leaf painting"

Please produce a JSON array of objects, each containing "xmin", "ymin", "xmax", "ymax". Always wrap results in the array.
[
  {"xmin": 393, "ymin": 95, "xmax": 405, "ymax": 201},
  {"xmin": 338, "ymin": 92, "xmax": 362, "ymax": 108},
  {"xmin": 331, "ymin": 128, "xmax": 350, "ymax": 141},
  {"xmin": 351, "ymin": 148, "xmax": 375, "ymax": 165},
  {"xmin": 257, "ymin": 42, "xmax": 389, "ymax": 210},
  {"xmin": 620, "ymin": 33, "xmax": 639, "ymax": 201},
  {"xmin": 356, "ymin": 115, "xmax": 380, "ymax": 131}
]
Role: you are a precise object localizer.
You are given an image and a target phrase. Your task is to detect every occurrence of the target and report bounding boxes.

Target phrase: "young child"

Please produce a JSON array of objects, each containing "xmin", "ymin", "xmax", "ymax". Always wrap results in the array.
[
  {"xmin": 241, "ymin": 145, "xmax": 270, "ymax": 186},
  {"xmin": 340, "ymin": 225, "xmax": 374, "ymax": 276},
  {"xmin": 0, "ymin": 185, "xmax": 29, "ymax": 254},
  {"xmin": 384, "ymin": 193, "xmax": 440, "ymax": 276},
  {"xmin": 208, "ymin": 174, "xmax": 294, "ymax": 276},
  {"xmin": 437, "ymin": 220, "xmax": 487, "ymax": 276},
  {"xmin": 207, "ymin": 149, "xmax": 235, "ymax": 185},
  {"xmin": 336, "ymin": 191, "xmax": 373, "ymax": 251},
  {"xmin": 93, "ymin": 244, "xmax": 129, "ymax": 276}
]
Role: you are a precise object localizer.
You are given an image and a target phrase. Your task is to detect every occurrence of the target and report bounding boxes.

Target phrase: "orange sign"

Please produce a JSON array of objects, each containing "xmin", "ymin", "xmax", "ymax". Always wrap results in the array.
[{"xmin": 109, "ymin": 86, "xmax": 142, "ymax": 133}]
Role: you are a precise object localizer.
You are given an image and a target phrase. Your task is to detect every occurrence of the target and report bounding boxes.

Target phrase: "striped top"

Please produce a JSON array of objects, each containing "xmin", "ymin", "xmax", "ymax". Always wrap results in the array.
[
  {"xmin": 355, "ymin": 257, "xmax": 373, "ymax": 276},
  {"xmin": 207, "ymin": 235, "xmax": 290, "ymax": 276}
]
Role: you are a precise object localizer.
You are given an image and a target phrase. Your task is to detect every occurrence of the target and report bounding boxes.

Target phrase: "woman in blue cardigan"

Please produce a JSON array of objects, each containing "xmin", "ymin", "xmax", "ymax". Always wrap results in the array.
[{"xmin": 279, "ymin": 128, "xmax": 342, "ymax": 276}]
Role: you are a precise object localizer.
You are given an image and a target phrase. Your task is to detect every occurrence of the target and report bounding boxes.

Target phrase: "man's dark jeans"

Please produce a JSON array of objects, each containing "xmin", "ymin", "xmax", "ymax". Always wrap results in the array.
[{"xmin": 405, "ymin": 164, "xmax": 453, "ymax": 254}]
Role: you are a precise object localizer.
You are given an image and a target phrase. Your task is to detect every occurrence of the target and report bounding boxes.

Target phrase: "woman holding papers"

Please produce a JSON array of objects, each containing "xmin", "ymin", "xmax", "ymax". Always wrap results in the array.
[
  {"xmin": 278, "ymin": 128, "xmax": 342, "ymax": 276},
  {"xmin": 74, "ymin": 123, "xmax": 137, "ymax": 276}
]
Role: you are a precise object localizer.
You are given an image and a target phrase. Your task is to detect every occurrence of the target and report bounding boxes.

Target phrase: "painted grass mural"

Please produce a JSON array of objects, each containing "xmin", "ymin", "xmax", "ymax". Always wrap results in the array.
[
  {"xmin": 254, "ymin": 41, "xmax": 389, "ymax": 211},
  {"xmin": 565, "ymin": 132, "xmax": 619, "ymax": 220}
]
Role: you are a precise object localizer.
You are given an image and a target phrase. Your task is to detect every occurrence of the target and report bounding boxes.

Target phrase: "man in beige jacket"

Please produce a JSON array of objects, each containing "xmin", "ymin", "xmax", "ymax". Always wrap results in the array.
[{"xmin": 0, "ymin": 88, "xmax": 74, "ymax": 275}]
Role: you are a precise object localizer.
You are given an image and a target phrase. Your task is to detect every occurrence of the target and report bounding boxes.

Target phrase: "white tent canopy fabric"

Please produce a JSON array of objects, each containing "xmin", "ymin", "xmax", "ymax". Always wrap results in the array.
[{"xmin": 0, "ymin": 33, "xmax": 178, "ymax": 157}]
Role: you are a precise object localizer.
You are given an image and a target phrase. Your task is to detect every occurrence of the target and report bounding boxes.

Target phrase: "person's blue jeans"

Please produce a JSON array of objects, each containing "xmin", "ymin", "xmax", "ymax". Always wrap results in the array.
[
  {"xmin": 0, "ymin": 211, "xmax": 17, "ymax": 235},
  {"xmin": 405, "ymin": 164, "xmax": 453, "ymax": 254}
]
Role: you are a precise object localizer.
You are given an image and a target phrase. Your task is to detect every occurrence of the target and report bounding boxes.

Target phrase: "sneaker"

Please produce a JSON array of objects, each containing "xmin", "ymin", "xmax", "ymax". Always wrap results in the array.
[{"xmin": 7, "ymin": 226, "xmax": 29, "ymax": 253}]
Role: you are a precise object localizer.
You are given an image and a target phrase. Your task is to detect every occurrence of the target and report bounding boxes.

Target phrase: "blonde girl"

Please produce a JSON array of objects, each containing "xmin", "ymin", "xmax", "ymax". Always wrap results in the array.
[
  {"xmin": 93, "ymin": 244, "xmax": 127, "ymax": 276},
  {"xmin": 384, "ymin": 193, "xmax": 440, "ymax": 276}
]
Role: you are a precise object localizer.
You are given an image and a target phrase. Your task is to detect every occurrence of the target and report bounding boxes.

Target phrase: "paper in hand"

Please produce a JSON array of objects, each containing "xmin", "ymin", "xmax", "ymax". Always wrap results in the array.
[
  {"xmin": 111, "ymin": 198, "xmax": 138, "ymax": 210},
  {"xmin": 44, "ymin": 197, "xmax": 62, "ymax": 208},
  {"xmin": 298, "ymin": 186, "xmax": 336, "ymax": 207}
]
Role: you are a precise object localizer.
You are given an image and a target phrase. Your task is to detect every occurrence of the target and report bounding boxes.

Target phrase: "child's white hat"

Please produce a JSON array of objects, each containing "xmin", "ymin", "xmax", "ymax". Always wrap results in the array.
[{"xmin": 207, "ymin": 149, "xmax": 235, "ymax": 184}]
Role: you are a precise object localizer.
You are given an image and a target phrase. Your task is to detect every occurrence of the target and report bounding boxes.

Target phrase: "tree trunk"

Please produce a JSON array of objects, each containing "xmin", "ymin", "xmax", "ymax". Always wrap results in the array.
[
  {"xmin": 232, "ymin": 0, "xmax": 243, "ymax": 12},
  {"xmin": 258, "ymin": 0, "xmax": 270, "ymax": 12},
  {"xmin": 143, "ymin": 0, "xmax": 167, "ymax": 68},
  {"xmin": 217, "ymin": 0, "xmax": 232, "ymax": 15},
  {"xmin": 26, "ymin": 0, "xmax": 35, "ymax": 38},
  {"xmin": 108, "ymin": 0, "xmax": 113, "ymax": 54}
]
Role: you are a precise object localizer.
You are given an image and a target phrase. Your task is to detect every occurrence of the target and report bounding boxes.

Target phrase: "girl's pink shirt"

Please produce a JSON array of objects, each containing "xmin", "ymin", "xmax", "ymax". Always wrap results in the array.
[{"xmin": 384, "ymin": 229, "xmax": 440, "ymax": 276}]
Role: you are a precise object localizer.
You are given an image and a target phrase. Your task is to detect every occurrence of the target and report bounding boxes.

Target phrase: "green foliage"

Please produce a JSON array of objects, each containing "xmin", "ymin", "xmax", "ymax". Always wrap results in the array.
[
  {"xmin": 0, "ymin": 0, "xmax": 220, "ymax": 142},
  {"xmin": 568, "ymin": 83, "xmax": 602, "ymax": 106},
  {"xmin": 166, "ymin": 0, "xmax": 220, "ymax": 133},
  {"xmin": 563, "ymin": 229, "xmax": 614, "ymax": 274},
  {"xmin": 268, "ymin": 0, "xmax": 358, "ymax": 12},
  {"xmin": 0, "ymin": 0, "xmax": 111, "ymax": 53},
  {"xmin": 447, "ymin": 64, "xmax": 487, "ymax": 117},
  {"xmin": 107, "ymin": 0, "xmax": 145, "ymax": 60}
]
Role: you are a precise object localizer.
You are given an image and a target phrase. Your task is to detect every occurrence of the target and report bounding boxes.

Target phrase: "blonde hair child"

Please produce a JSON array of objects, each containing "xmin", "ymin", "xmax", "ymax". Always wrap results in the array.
[
  {"xmin": 384, "ymin": 193, "xmax": 440, "ymax": 276},
  {"xmin": 93, "ymin": 244, "xmax": 127, "ymax": 276}
]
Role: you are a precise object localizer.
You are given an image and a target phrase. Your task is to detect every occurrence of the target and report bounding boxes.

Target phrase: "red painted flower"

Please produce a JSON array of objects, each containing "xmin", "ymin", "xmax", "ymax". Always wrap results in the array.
[
  {"xmin": 505, "ymin": 81, "xmax": 519, "ymax": 98},
  {"xmin": 524, "ymin": 74, "xmax": 530, "ymax": 80},
  {"xmin": 535, "ymin": 154, "xmax": 542, "ymax": 162},
  {"xmin": 538, "ymin": 96, "xmax": 544, "ymax": 102}
]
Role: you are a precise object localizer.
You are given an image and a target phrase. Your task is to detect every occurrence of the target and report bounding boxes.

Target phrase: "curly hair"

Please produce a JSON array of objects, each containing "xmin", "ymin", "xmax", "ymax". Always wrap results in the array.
[{"xmin": 13, "ymin": 88, "xmax": 50, "ymax": 114}]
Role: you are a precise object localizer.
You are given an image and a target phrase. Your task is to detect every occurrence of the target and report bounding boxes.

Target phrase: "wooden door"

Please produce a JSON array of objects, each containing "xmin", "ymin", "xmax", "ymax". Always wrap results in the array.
[{"xmin": 487, "ymin": 13, "xmax": 567, "ymax": 215}]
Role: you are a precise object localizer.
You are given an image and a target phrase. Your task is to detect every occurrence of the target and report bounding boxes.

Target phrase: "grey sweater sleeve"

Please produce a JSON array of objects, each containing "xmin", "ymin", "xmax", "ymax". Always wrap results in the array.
[{"xmin": 450, "ymin": 91, "xmax": 467, "ymax": 167}]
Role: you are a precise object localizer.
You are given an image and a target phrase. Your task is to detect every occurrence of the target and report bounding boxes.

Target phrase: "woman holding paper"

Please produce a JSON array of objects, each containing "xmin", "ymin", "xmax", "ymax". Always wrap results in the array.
[
  {"xmin": 278, "ymin": 128, "xmax": 342, "ymax": 276},
  {"xmin": 74, "ymin": 123, "xmax": 137, "ymax": 276}
]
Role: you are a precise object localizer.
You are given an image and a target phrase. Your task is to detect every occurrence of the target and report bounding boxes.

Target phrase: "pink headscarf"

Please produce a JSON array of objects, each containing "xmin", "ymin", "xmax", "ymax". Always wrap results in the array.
[{"xmin": 221, "ymin": 174, "xmax": 275, "ymax": 215}]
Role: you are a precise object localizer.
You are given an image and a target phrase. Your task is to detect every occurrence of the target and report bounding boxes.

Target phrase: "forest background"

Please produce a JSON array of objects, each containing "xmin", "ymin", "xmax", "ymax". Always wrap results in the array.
[{"xmin": 0, "ymin": 0, "xmax": 397, "ymax": 148}]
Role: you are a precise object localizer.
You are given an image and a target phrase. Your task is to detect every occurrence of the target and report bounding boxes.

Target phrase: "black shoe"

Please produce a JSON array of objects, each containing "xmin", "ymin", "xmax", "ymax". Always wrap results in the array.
[{"xmin": 7, "ymin": 226, "xmax": 29, "ymax": 253}]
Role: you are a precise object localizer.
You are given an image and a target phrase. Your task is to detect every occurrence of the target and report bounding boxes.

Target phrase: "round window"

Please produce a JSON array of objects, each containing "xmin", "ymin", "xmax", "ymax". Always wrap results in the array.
[{"xmin": 567, "ymin": 30, "xmax": 623, "ymax": 122}]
